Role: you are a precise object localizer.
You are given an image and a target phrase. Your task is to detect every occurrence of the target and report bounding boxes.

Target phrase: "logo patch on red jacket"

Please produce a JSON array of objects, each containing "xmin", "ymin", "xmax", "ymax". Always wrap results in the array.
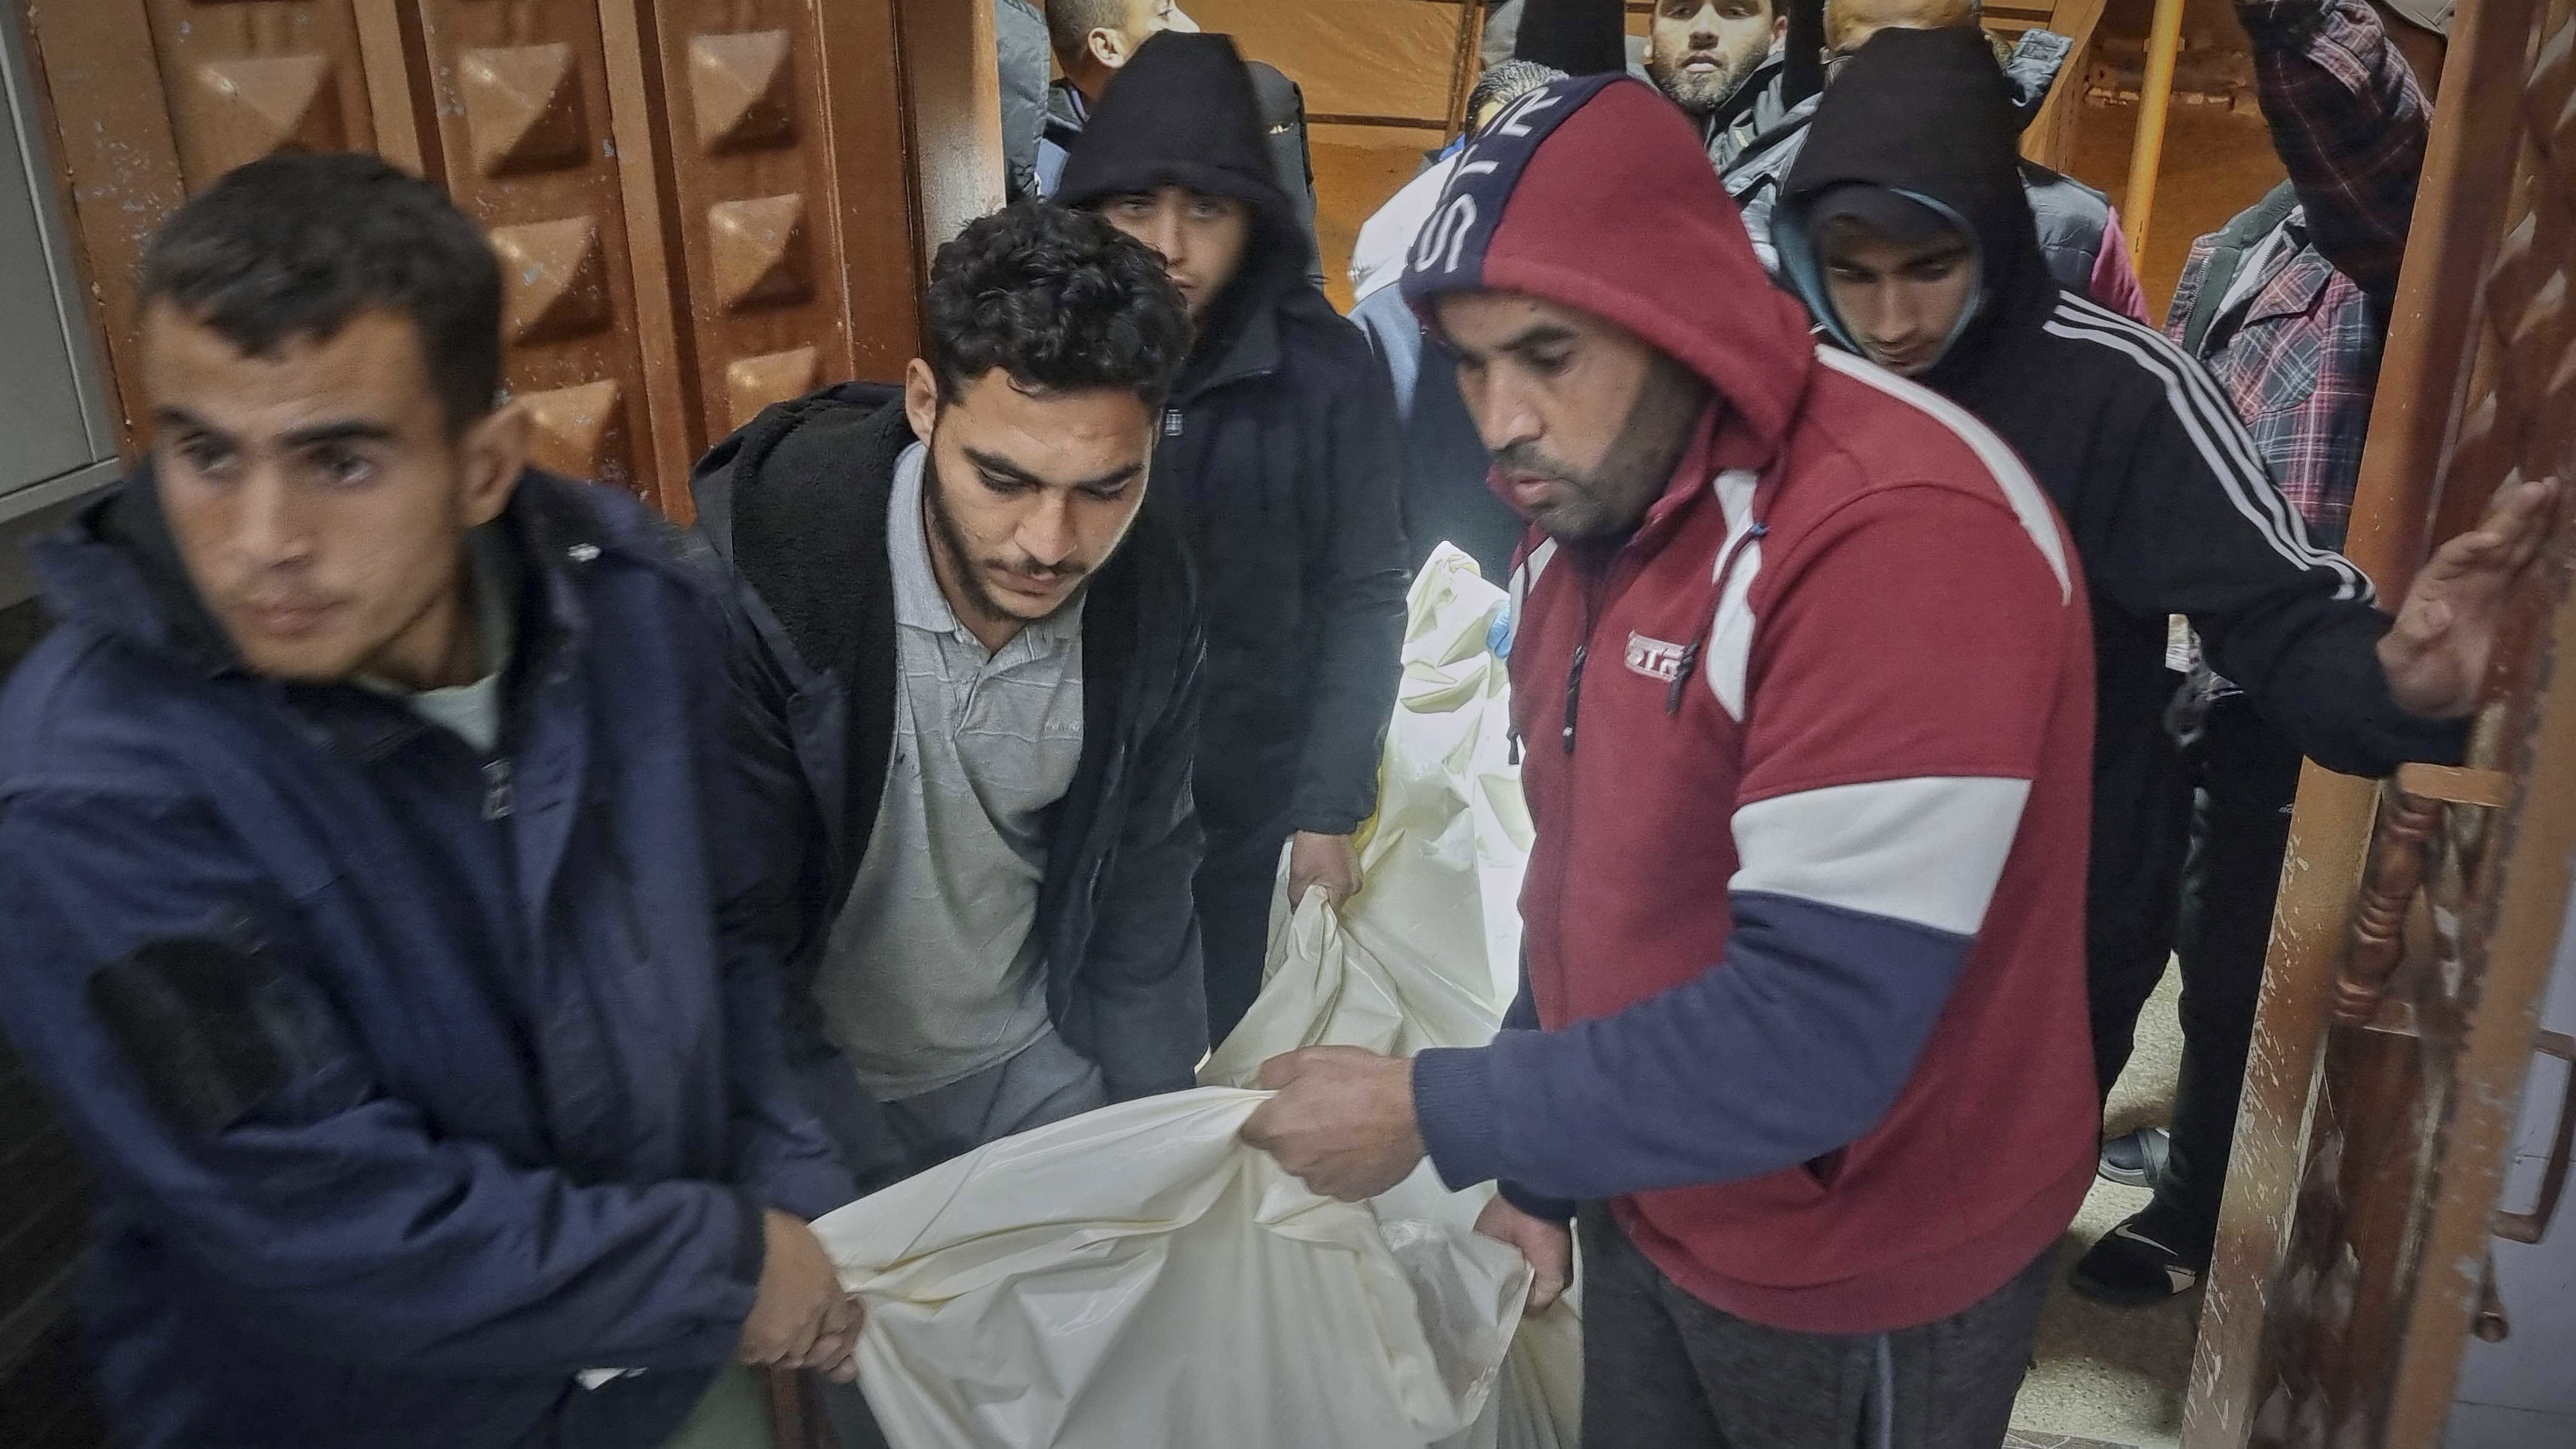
[{"xmin": 1625, "ymin": 633, "xmax": 1687, "ymax": 683}]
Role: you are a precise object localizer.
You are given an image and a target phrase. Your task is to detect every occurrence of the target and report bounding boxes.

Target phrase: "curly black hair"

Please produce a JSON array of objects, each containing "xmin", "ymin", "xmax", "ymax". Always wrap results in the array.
[
  {"xmin": 138, "ymin": 152, "xmax": 502, "ymax": 434},
  {"xmin": 923, "ymin": 203, "xmax": 1192, "ymax": 413}
]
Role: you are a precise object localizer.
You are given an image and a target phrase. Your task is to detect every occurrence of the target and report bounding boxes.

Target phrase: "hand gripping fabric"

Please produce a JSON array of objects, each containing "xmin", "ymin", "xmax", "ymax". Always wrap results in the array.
[
  {"xmin": 808, "ymin": 547, "xmax": 1570, "ymax": 1448},
  {"xmin": 1203, "ymin": 545, "xmax": 1577, "ymax": 1449},
  {"xmin": 810, "ymin": 1090, "xmax": 1531, "ymax": 1446}
]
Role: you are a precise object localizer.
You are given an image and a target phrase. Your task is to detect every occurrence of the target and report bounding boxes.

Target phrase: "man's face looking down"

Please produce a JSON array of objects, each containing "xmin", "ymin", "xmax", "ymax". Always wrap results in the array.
[
  {"xmin": 1435, "ymin": 291, "xmax": 1711, "ymax": 543},
  {"xmin": 1819, "ymin": 217, "xmax": 1978, "ymax": 378}
]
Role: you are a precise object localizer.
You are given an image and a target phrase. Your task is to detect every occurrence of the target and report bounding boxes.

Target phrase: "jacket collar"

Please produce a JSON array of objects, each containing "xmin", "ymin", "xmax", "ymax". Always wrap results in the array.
[
  {"xmin": 34, "ymin": 465, "xmax": 608, "ymax": 761},
  {"xmin": 1176, "ymin": 255, "xmax": 1296, "ymax": 401},
  {"xmin": 2242, "ymin": 242, "xmax": 2336, "ymax": 329}
]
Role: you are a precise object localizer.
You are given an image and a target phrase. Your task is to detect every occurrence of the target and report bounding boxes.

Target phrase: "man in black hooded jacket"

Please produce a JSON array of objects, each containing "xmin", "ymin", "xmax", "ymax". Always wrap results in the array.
[
  {"xmin": 1771, "ymin": 27, "xmax": 2551, "ymax": 1279},
  {"xmin": 1057, "ymin": 32, "xmax": 1411, "ymax": 1044}
]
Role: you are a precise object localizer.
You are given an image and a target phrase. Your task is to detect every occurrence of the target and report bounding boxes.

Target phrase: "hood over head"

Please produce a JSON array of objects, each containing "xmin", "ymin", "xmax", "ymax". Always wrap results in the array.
[
  {"xmin": 1773, "ymin": 26, "xmax": 2054, "ymax": 392},
  {"xmin": 1397, "ymin": 73, "xmax": 1817, "ymax": 456},
  {"xmin": 1053, "ymin": 31, "xmax": 1307, "ymax": 272}
]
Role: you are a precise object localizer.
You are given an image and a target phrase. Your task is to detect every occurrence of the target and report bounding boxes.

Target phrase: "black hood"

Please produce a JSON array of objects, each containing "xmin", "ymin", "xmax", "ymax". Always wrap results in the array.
[
  {"xmin": 1054, "ymin": 32, "xmax": 1304, "ymax": 269},
  {"xmin": 1773, "ymin": 26, "xmax": 2054, "ymax": 393},
  {"xmin": 1055, "ymin": 30, "xmax": 1321, "ymax": 387}
]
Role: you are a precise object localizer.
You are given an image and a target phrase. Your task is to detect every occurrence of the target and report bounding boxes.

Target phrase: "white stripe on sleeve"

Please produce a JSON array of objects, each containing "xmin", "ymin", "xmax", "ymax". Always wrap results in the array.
[
  {"xmin": 1732, "ymin": 775, "xmax": 2034, "ymax": 938},
  {"xmin": 2044, "ymin": 295, "xmax": 2372, "ymax": 602},
  {"xmin": 1706, "ymin": 469, "xmax": 1763, "ymax": 721}
]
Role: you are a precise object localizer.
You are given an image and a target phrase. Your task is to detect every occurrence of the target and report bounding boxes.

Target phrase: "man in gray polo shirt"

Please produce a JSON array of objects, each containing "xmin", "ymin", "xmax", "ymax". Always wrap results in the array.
[
  {"xmin": 816, "ymin": 438, "xmax": 1100, "ymax": 1145},
  {"xmin": 696, "ymin": 204, "xmax": 1207, "ymax": 1189}
]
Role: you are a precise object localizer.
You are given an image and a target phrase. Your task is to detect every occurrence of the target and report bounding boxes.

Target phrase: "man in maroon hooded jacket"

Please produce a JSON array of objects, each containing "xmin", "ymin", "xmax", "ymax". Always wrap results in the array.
[{"xmin": 1243, "ymin": 75, "xmax": 2098, "ymax": 1446}]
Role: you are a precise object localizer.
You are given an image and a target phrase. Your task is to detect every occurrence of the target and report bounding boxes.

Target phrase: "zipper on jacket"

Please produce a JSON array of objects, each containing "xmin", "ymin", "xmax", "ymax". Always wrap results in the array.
[
  {"xmin": 1561, "ymin": 642, "xmax": 1589, "ymax": 755},
  {"xmin": 482, "ymin": 758, "xmax": 515, "ymax": 821},
  {"xmin": 1665, "ymin": 636, "xmax": 1707, "ymax": 715}
]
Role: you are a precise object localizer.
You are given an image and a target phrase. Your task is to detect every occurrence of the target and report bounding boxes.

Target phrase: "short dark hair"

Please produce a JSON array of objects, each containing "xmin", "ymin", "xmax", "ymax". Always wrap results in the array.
[
  {"xmin": 1468, "ymin": 61, "xmax": 1569, "ymax": 130},
  {"xmin": 1047, "ymin": 0, "xmax": 1131, "ymax": 64},
  {"xmin": 138, "ymin": 152, "xmax": 502, "ymax": 433},
  {"xmin": 923, "ymin": 202, "xmax": 1191, "ymax": 412}
]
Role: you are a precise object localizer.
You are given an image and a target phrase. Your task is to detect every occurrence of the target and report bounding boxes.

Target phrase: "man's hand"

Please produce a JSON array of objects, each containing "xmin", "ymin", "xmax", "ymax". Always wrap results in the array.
[
  {"xmin": 2380, "ymin": 475, "xmax": 2560, "ymax": 718},
  {"xmin": 807, "ymin": 1307, "xmax": 866, "ymax": 1385},
  {"xmin": 1287, "ymin": 831, "xmax": 1363, "ymax": 910},
  {"xmin": 1240, "ymin": 1045, "xmax": 1424, "ymax": 1200},
  {"xmin": 739, "ymin": 1210, "xmax": 862, "ymax": 1374},
  {"xmin": 1473, "ymin": 1194, "xmax": 1573, "ymax": 1313}
]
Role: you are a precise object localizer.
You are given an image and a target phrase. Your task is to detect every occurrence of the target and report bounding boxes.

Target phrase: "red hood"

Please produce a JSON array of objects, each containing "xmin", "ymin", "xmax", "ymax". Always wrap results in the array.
[{"xmin": 1401, "ymin": 75, "xmax": 1817, "ymax": 465}]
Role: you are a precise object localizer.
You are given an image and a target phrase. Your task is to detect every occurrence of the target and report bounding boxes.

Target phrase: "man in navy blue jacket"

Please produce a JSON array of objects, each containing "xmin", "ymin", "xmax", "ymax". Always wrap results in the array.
[{"xmin": 0, "ymin": 153, "xmax": 857, "ymax": 1449}]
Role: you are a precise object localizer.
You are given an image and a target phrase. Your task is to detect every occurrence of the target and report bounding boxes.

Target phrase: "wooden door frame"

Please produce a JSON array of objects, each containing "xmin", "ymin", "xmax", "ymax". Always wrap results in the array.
[
  {"xmin": 891, "ymin": 0, "xmax": 1007, "ymax": 328},
  {"xmin": 2183, "ymin": 0, "xmax": 2573, "ymax": 1437},
  {"xmin": 18, "ymin": 0, "xmax": 188, "ymax": 462}
]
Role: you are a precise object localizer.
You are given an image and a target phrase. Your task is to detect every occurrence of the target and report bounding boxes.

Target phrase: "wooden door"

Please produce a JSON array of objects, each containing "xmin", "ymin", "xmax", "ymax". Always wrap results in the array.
[
  {"xmin": 15, "ymin": 0, "xmax": 977, "ymax": 518},
  {"xmin": 2184, "ymin": 0, "xmax": 2576, "ymax": 1441}
]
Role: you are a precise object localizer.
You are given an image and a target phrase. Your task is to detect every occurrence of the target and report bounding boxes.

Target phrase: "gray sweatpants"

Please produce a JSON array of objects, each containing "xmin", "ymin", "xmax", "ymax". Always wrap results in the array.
[{"xmin": 1578, "ymin": 1206, "xmax": 2054, "ymax": 1449}]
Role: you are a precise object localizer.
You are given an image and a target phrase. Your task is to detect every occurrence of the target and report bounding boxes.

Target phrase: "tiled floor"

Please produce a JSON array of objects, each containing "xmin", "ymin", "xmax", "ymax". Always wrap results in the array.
[
  {"xmin": 2009, "ymin": 971, "xmax": 2196, "ymax": 1449},
  {"xmin": 2005, "ymin": 1432, "xmax": 2142, "ymax": 1449}
]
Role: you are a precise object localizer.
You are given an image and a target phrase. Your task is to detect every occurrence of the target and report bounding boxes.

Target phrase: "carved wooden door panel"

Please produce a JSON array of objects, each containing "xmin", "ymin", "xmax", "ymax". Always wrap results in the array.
[
  {"xmin": 2185, "ymin": 0, "xmax": 2576, "ymax": 1441},
  {"xmin": 638, "ymin": 0, "xmax": 895, "ymax": 447},
  {"xmin": 17, "ymin": 0, "xmax": 951, "ymax": 517},
  {"xmin": 409, "ymin": 0, "xmax": 672, "ymax": 505}
]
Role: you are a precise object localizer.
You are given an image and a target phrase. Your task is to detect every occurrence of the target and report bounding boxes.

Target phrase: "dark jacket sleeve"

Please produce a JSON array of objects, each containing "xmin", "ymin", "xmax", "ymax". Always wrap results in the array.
[
  {"xmin": 1489, "ymin": 968, "xmax": 1576, "ymax": 1224},
  {"xmin": 2086, "ymin": 356, "xmax": 2464, "ymax": 775},
  {"xmin": 1078, "ymin": 600, "xmax": 1212, "ymax": 1100},
  {"xmin": 683, "ymin": 572, "xmax": 859, "ymax": 1222},
  {"xmin": 1287, "ymin": 350, "xmax": 1413, "ymax": 835},
  {"xmin": 682, "ymin": 497, "xmax": 915, "ymax": 1192},
  {"xmin": 0, "ymin": 790, "xmax": 763, "ymax": 1378}
]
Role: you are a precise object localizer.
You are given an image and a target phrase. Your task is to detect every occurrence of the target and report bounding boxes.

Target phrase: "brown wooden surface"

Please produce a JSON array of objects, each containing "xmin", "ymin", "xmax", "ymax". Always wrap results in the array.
[
  {"xmin": 22, "ymin": 0, "xmax": 951, "ymax": 507},
  {"xmin": 596, "ymin": 0, "xmax": 707, "ymax": 519},
  {"xmin": 643, "ymin": 1, "xmax": 851, "ymax": 446},
  {"xmin": 411, "ymin": 0, "xmax": 671, "ymax": 505},
  {"xmin": 894, "ymin": 0, "xmax": 1006, "ymax": 268},
  {"xmin": 2183, "ymin": 0, "xmax": 2576, "ymax": 1439},
  {"xmin": 21, "ymin": 0, "xmax": 194, "ymax": 457},
  {"xmin": 140, "ymin": 0, "xmax": 380, "ymax": 190},
  {"xmin": 352, "ymin": 0, "xmax": 443, "ymax": 178},
  {"xmin": 814, "ymin": 0, "xmax": 922, "ymax": 384}
]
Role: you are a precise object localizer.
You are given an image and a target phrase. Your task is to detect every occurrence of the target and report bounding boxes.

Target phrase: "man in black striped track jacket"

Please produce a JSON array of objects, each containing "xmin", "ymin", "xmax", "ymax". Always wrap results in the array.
[{"xmin": 1771, "ymin": 27, "xmax": 2551, "ymax": 1160}]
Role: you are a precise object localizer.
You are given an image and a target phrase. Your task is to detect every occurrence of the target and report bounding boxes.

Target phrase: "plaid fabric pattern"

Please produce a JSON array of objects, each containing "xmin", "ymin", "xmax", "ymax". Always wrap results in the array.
[
  {"xmin": 2168, "ymin": 231, "xmax": 2379, "ymax": 551},
  {"xmin": 2164, "ymin": 0, "xmax": 2430, "ymax": 551}
]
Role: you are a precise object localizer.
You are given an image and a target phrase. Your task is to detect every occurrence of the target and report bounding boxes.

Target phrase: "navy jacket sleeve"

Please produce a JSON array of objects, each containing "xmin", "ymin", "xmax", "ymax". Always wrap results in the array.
[
  {"xmin": 1077, "ymin": 602, "xmax": 1213, "ymax": 1100},
  {"xmin": 683, "ymin": 579, "xmax": 858, "ymax": 1222},
  {"xmin": 2078, "ymin": 337, "xmax": 2464, "ymax": 774},
  {"xmin": 1488, "ymin": 969, "xmax": 1575, "ymax": 1224},
  {"xmin": 0, "ymin": 789, "xmax": 764, "ymax": 1379},
  {"xmin": 1287, "ymin": 347, "xmax": 1412, "ymax": 835},
  {"xmin": 690, "ymin": 513, "xmax": 917, "ymax": 1192}
]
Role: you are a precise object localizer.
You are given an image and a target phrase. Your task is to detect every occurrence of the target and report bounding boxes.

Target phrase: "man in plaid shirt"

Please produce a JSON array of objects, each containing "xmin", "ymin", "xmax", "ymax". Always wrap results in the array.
[{"xmin": 2076, "ymin": 0, "xmax": 2444, "ymax": 1305}]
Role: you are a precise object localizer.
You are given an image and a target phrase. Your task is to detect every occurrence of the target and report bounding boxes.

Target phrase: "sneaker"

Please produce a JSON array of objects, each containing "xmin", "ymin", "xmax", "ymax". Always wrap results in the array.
[
  {"xmin": 2070, "ymin": 1214, "xmax": 2204, "ymax": 1306},
  {"xmin": 2097, "ymin": 1126, "xmax": 2171, "ymax": 1189}
]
